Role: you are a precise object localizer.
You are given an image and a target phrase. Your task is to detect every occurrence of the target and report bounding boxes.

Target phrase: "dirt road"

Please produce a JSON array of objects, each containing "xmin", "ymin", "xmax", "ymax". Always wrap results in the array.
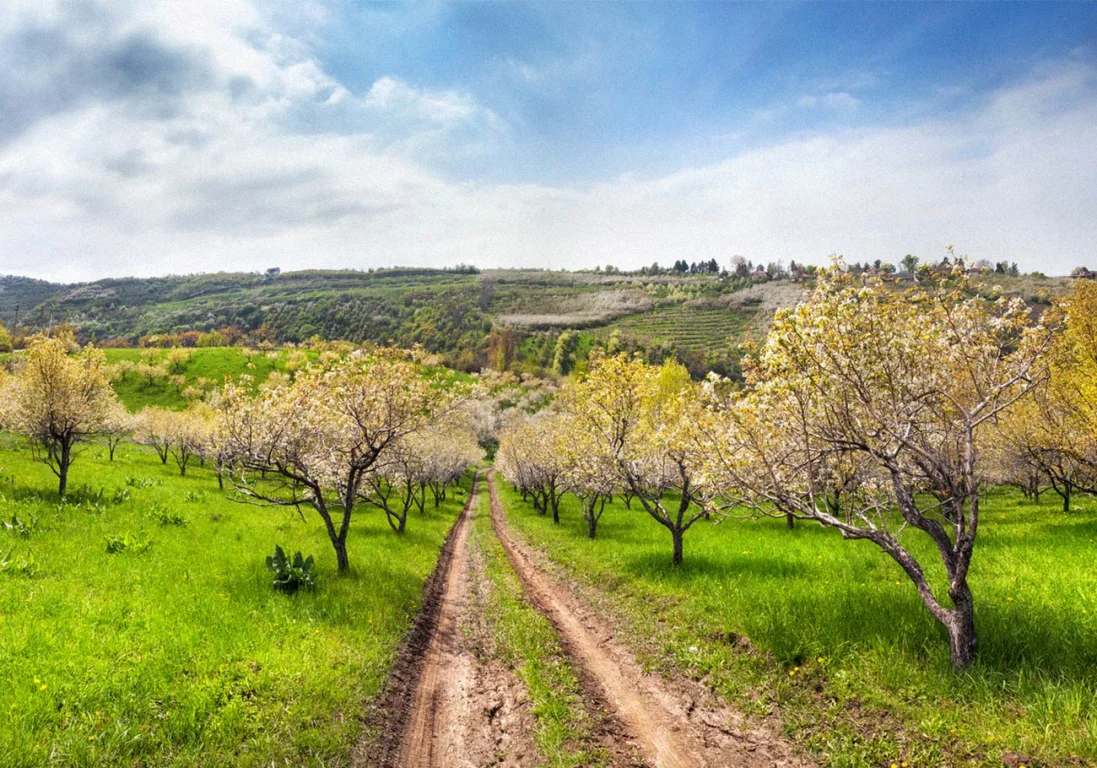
[
  {"xmin": 357, "ymin": 473, "xmax": 537, "ymax": 768},
  {"xmin": 360, "ymin": 473, "xmax": 813, "ymax": 768}
]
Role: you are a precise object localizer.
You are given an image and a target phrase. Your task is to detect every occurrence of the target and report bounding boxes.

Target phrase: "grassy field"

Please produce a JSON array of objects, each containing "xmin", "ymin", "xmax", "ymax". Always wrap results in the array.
[
  {"xmin": 467, "ymin": 484, "xmax": 610, "ymax": 767},
  {"xmin": 104, "ymin": 348, "xmax": 295, "ymax": 410},
  {"xmin": 495, "ymin": 475, "xmax": 1097, "ymax": 767},
  {"xmin": 0, "ymin": 436, "xmax": 469, "ymax": 767}
]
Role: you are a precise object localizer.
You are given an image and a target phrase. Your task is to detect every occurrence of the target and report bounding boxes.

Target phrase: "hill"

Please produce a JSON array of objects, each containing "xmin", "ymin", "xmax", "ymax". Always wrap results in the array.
[{"xmin": 0, "ymin": 267, "xmax": 1075, "ymax": 378}]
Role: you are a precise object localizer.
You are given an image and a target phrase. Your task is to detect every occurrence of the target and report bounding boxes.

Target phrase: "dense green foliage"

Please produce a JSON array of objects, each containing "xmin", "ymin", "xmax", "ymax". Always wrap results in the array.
[
  {"xmin": 0, "ymin": 437, "xmax": 469, "ymax": 767},
  {"xmin": 496, "ymin": 476, "xmax": 1097, "ymax": 767}
]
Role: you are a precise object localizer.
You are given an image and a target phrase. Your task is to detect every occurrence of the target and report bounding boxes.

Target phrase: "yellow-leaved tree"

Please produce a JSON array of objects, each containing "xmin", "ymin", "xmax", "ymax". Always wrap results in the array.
[
  {"xmin": 3, "ymin": 333, "xmax": 120, "ymax": 496},
  {"xmin": 562, "ymin": 353, "xmax": 710, "ymax": 564}
]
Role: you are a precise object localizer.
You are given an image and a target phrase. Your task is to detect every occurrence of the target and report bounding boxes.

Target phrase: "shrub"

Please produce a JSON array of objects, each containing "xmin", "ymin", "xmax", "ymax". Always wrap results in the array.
[
  {"xmin": 265, "ymin": 546, "xmax": 316, "ymax": 594},
  {"xmin": 1, "ymin": 514, "xmax": 37, "ymax": 538},
  {"xmin": 0, "ymin": 548, "xmax": 39, "ymax": 577}
]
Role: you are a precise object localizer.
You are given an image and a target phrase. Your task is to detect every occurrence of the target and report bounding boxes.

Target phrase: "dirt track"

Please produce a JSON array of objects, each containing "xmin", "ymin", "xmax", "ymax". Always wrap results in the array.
[
  {"xmin": 359, "ymin": 472, "xmax": 813, "ymax": 768},
  {"xmin": 357, "ymin": 472, "xmax": 537, "ymax": 768}
]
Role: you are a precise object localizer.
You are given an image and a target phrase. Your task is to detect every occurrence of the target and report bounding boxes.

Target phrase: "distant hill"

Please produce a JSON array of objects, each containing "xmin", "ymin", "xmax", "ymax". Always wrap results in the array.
[{"xmin": 0, "ymin": 267, "xmax": 1074, "ymax": 378}]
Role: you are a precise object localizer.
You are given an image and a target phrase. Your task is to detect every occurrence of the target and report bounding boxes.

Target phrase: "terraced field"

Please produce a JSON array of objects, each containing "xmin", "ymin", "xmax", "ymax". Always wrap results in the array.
[{"xmin": 604, "ymin": 305, "xmax": 757, "ymax": 353}]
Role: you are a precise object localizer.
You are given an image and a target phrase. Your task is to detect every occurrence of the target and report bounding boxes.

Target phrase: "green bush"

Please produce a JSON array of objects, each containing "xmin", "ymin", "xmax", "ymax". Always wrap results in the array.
[
  {"xmin": 1, "ymin": 514, "xmax": 37, "ymax": 538},
  {"xmin": 265, "ymin": 545, "xmax": 315, "ymax": 594}
]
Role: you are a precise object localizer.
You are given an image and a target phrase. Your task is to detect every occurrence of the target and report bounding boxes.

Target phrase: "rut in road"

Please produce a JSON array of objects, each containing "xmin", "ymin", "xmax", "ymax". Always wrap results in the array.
[
  {"xmin": 356, "ymin": 473, "xmax": 538, "ymax": 768},
  {"xmin": 488, "ymin": 474, "xmax": 815, "ymax": 768}
]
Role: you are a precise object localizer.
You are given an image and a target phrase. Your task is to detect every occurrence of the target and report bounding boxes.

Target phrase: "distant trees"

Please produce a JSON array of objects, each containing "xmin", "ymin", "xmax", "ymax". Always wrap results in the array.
[
  {"xmin": 901, "ymin": 254, "xmax": 920, "ymax": 274},
  {"xmin": 1, "ymin": 334, "xmax": 120, "ymax": 496}
]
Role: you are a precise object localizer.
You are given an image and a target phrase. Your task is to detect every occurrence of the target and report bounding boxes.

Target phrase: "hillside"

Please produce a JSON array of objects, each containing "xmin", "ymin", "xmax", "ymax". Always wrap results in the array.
[{"xmin": 0, "ymin": 267, "xmax": 1075, "ymax": 378}]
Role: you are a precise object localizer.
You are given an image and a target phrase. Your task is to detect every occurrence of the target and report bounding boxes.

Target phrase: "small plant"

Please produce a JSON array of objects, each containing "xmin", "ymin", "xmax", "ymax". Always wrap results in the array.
[
  {"xmin": 146, "ymin": 504, "xmax": 188, "ymax": 527},
  {"xmin": 0, "ymin": 548, "xmax": 40, "ymax": 577},
  {"xmin": 183, "ymin": 490, "xmax": 207, "ymax": 503},
  {"xmin": 111, "ymin": 487, "xmax": 132, "ymax": 505},
  {"xmin": 125, "ymin": 476, "xmax": 163, "ymax": 489},
  {"xmin": 105, "ymin": 532, "xmax": 153, "ymax": 554},
  {"xmin": 265, "ymin": 545, "xmax": 315, "ymax": 594},
  {"xmin": 2, "ymin": 514, "xmax": 37, "ymax": 538}
]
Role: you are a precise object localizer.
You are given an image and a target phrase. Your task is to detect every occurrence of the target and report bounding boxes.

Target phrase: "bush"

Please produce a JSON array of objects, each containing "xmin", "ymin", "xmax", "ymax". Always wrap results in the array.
[
  {"xmin": 2, "ymin": 514, "xmax": 37, "ymax": 538},
  {"xmin": 0, "ymin": 548, "xmax": 39, "ymax": 577},
  {"xmin": 265, "ymin": 545, "xmax": 315, "ymax": 593}
]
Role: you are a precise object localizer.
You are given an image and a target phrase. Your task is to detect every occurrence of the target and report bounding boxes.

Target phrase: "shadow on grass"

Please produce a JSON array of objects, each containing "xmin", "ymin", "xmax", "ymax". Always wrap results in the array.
[{"xmin": 621, "ymin": 550, "xmax": 811, "ymax": 582}]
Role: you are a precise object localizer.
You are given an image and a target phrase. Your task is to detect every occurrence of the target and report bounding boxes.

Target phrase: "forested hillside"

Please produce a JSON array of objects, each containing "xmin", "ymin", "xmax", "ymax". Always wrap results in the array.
[{"xmin": 0, "ymin": 266, "xmax": 1073, "ymax": 377}]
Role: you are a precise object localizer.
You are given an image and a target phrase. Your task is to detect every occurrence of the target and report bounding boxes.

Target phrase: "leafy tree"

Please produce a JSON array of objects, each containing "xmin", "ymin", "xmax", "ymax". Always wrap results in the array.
[
  {"xmin": 901, "ymin": 254, "xmax": 920, "ymax": 274},
  {"xmin": 700, "ymin": 265, "xmax": 1054, "ymax": 669},
  {"xmin": 216, "ymin": 349, "xmax": 458, "ymax": 571},
  {"xmin": 133, "ymin": 407, "xmax": 176, "ymax": 464},
  {"xmin": 565, "ymin": 354, "xmax": 709, "ymax": 564},
  {"xmin": 552, "ymin": 331, "xmax": 578, "ymax": 375},
  {"xmin": 3, "ymin": 334, "xmax": 120, "ymax": 495},
  {"xmin": 497, "ymin": 411, "xmax": 570, "ymax": 524}
]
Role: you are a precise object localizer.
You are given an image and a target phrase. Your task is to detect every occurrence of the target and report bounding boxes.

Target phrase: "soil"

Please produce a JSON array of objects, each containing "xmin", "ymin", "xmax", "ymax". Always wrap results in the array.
[
  {"xmin": 357, "ymin": 472, "xmax": 814, "ymax": 768},
  {"xmin": 487, "ymin": 475, "xmax": 815, "ymax": 768},
  {"xmin": 354, "ymin": 473, "xmax": 537, "ymax": 768}
]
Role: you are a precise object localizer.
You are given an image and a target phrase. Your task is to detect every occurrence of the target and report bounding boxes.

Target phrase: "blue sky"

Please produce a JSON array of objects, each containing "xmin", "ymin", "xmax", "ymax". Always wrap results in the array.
[{"xmin": 1, "ymin": 1, "xmax": 1096, "ymax": 279}]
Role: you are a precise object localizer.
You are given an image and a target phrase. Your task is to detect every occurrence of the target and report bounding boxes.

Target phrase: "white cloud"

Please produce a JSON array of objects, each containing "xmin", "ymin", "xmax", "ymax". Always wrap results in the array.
[
  {"xmin": 0, "ymin": 2, "xmax": 1095, "ymax": 280},
  {"xmin": 797, "ymin": 91, "xmax": 862, "ymax": 110}
]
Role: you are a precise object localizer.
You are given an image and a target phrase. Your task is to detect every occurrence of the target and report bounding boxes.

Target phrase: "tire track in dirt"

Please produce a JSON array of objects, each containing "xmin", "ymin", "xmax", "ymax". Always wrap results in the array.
[
  {"xmin": 355, "ymin": 472, "xmax": 537, "ymax": 768},
  {"xmin": 488, "ymin": 473, "xmax": 816, "ymax": 768}
]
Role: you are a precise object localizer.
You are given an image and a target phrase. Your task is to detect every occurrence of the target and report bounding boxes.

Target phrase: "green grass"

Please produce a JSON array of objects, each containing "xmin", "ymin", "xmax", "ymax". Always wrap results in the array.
[
  {"xmin": 467, "ymin": 484, "xmax": 610, "ymax": 767},
  {"xmin": 495, "ymin": 476, "xmax": 1097, "ymax": 767},
  {"xmin": 0, "ymin": 436, "xmax": 468, "ymax": 767},
  {"xmin": 105, "ymin": 348, "xmax": 296, "ymax": 411}
]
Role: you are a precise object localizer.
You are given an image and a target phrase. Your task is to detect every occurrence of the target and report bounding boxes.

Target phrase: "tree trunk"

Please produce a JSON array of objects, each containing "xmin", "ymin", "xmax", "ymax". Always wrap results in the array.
[
  {"xmin": 945, "ymin": 584, "xmax": 977, "ymax": 669},
  {"xmin": 786, "ymin": 511, "xmax": 795, "ymax": 530},
  {"xmin": 586, "ymin": 508, "xmax": 598, "ymax": 539},
  {"xmin": 1063, "ymin": 482, "xmax": 1072, "ymax": 512},
  {"xmin": 333, "ymin": 538, "xmax": 350, "ymax": 571},
  {"xmin": 671, "ymin": 528, "xmax": 683, "ymax": 566},
  {"xmin": 58, "ymin": 441, "xmax": 71, "ymax": 497}
]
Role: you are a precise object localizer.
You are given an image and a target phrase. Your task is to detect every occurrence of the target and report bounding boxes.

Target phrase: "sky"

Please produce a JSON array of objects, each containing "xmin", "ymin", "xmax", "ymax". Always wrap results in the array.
[{"xmin": 1, "ymin": 1, "xmax": 1096, "ymax": 282}]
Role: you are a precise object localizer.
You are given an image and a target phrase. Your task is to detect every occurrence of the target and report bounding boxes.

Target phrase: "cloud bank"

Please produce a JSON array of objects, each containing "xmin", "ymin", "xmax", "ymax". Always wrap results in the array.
[{"xmin": 0, "ymin": 0, "xmax": 1095, "ymax": 281}]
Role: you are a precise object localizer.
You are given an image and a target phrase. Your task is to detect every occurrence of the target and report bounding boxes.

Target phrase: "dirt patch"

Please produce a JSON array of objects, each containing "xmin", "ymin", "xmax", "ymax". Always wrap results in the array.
[
  {"xmin": 488, "ymin": 475, "xmax": 815, "ymax": 768},
  {"xmin": 354, "ymin": 473, "xmax": 539, "ymax": 768}
]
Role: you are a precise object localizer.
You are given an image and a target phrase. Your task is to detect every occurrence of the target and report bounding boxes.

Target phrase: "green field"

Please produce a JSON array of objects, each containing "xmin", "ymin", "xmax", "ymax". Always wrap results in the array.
[
  {"xmin": 495, "ymin": 476, "xmax": 1097, "ymax": 767},
  {"xmin": 104, "ymin": 348, "xmax": 296, "ymax": 410},
  {"xmin": 0, "ymin": 437, "xmax": 468, "ymax": 767}
]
